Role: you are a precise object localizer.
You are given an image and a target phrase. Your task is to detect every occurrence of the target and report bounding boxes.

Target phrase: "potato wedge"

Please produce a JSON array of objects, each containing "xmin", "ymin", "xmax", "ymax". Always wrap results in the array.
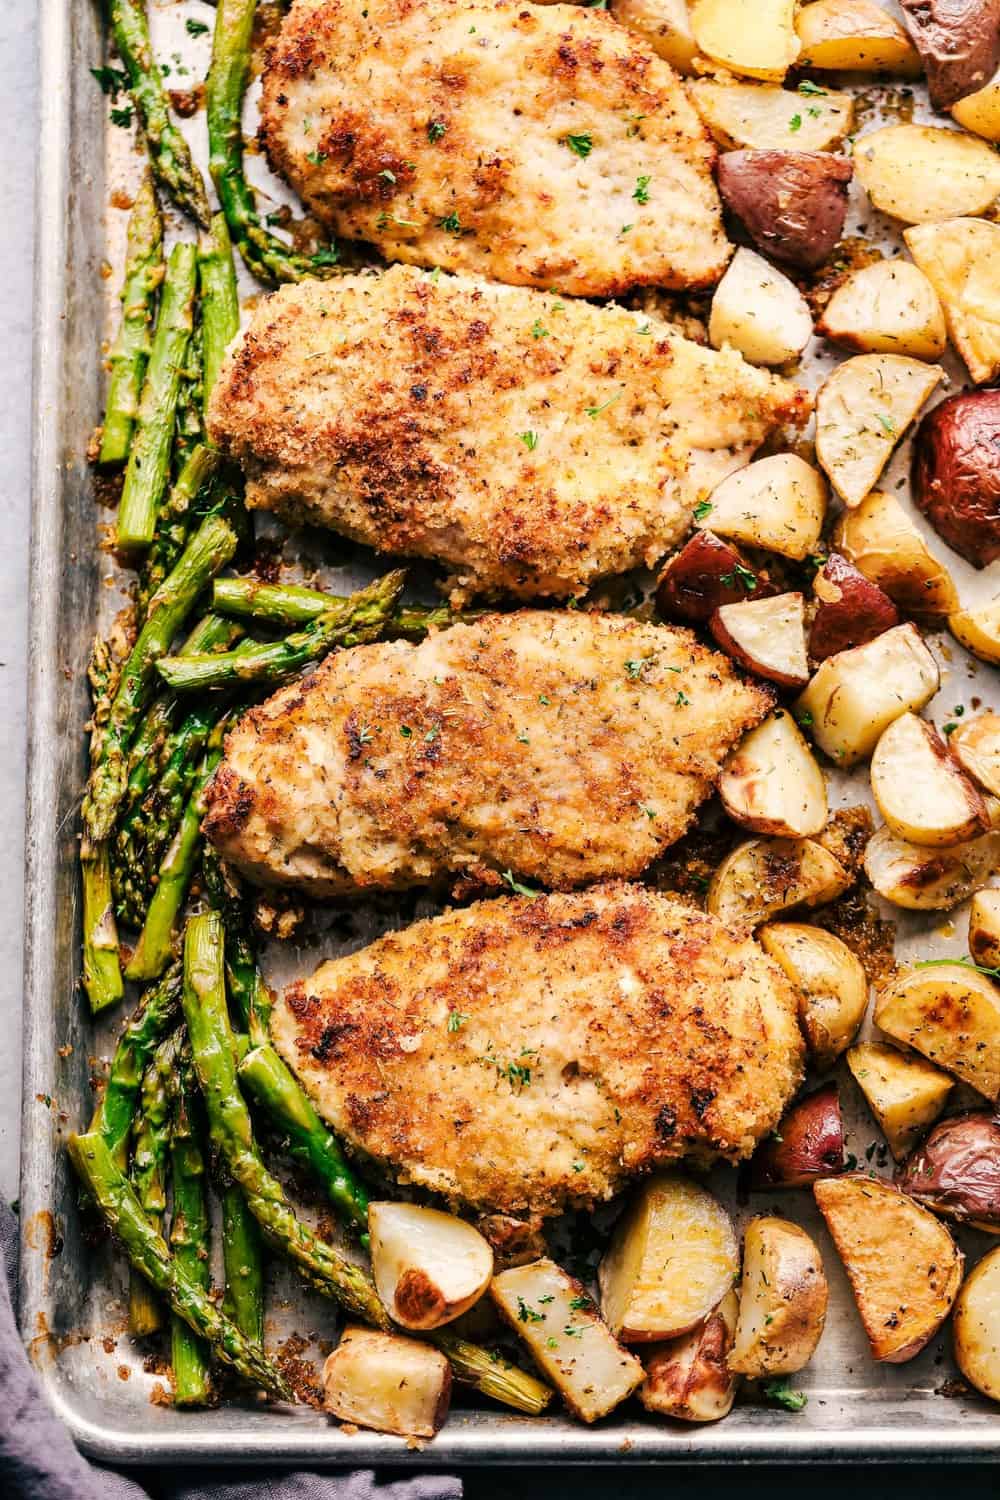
[
  {"xmin": 710, "ymin": 592, "xmax": 809, "ymax": 688},
  {"xmin": 699, "ymin": 454, "xmax": 826, "ymax": 561},
  {"xmin": 846, "ymin": 1042, "xmax": 952, "ymax": 1161},
  {"xmin": 854, "ymin": 125, "xmax": 1000, "ymax": 226},
  {"xmin": 864, "ymin": 826, "xmax": 1000, "ymax": 913},
  {"xmin": 368, "ymin": 1202, "xmax": 493, "ymax": 1331},
  {"xmin": 690, "ymin": 0, "xmax": 799, "ymax": 80},
  {"xmin": 751, "ymin": 1082, "xmax": 845, "ymax": 1188},
  {"xmin": 809, "ymin": 554, "xmax": 899, "ymax": 661},
  {"xmin": 834, "ymin": 489, "xmax": 959, "ymax": 621},
  {"xmin": 875, "ymin": 962, "xmax": 1000, "ymax": 1098},
  {"xmin": 898, "ymin": 1112, "xmax": 1000, "ymax": 1233},
  {"xmin": 871, "ymin": 713, "xmax": 987, "ymax": 848},
  {"xmin": 970, "ymin": 889, "xmax": 1000, "ymax": 969},
  {"xmin": 707, "ymin": 837, "xmax": 850, "ymax": 930},
  {"xmin": 599, "ymin": 1174, "xmax": 739, "ymax": 1344},
  {"xmin": 949, "ymin": 597, "xmax": 1000, "ymax": 666},
  {"xmin": 729, "ymin": 1217, "xmax": 828, "ymax": 1377},
  {"xmin": 720, "ymin": 712, "xmax": 827, "ymax": 840},
  {"xmin": 709, "ymin": 249, "xmax": 813, "ymax": 368},
  {"xmin": 795, "ymin": 623, "xmax": 940, "ymax": 768},
  {"xmin": 759, "ymin": 924, "xmax": 868, "ymax": 1070},
  {"xmin": 639, "ymin": 1292, "xmax": 739, "ymax": 1422},
  {"xmin": 815, "ymin": 355, "xmax": 943, "ymax": 509},
  {"xmin": 491, "ymin": 1258, "xmax": 644, "ymax": 1422},
  {"xmin": 610, "ymin": 0, "xmax": 697, "ymax": 71},
  {"xmin": 795, "ymin": 0, "xmax": 922, "ymax": 75},
  {"xmin": 954, "ymin": 1245, "xmax": 1000, "ymax": 1401},
  {"xmin": 655, "ymin": 531, "xmax": 776, "ymax": 623},
  {"xmin": 716, "ymin": 150, "xmax": 852, "ymax": 272},
  {"xmin": 952, "ymin": 66, "xmax": 1000, "ymax": 141},
  {"xmin": 817, "ymin": 260, "xmax": 947, "ymax": 360},
  {"xmin": 813, "ymin": 1176, "xmax": 963, "ymax": 1363},
  {"xmin": 905, "ymin": 218, "xmax": 1000, "ymax": 385},
  {"xmin": 323, "ymin": 1326, "xmax": 452, "ymax": 1438},
  {"xmin": 690, "ymin": 79, "xmax": 853, "ymax": 153},
  {"xmin": 899, "ymin": 0, "xmax": 1000, "ymax": 112},
  {"xmin": 912, "ymin": 390, "xmax": 1000, "ymax": 570},
  {"xmin": 951, "ymin": 715, "xmax": 1000, "ymax": 799}
]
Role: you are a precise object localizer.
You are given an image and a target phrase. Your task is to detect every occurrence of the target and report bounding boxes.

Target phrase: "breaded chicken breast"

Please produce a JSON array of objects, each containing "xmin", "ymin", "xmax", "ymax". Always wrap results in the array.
[
  {"xmin": 203, "ymin": 611, "xmax": 772, "ymax": 895},
  {"xmin": 270, "ymin": 884, "xmax": 805, "ymax": 1221},
  {"xmin": 207, "ymin": 266, "xmax": 809, "ymax": 601},
  {"xmin": 259, "ymin": 0, "xmax": 729, "ymax": 297}
]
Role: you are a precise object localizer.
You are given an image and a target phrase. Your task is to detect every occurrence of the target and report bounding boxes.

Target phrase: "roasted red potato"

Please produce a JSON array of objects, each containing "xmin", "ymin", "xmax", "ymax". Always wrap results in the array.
[
  {"xmin": 751, "ymin": 1083, "xmax": 845, "ymax": 1189},
  {"xmin": 912, "ymin": 390, "xmax": 1000, "ymax": 570},
  {"xmin": 639, "ymin": 1293, "xmax": 739, "ymax": 1423},
  {"xmin": 710, "ymin": 592, "xmax": 809, "ymax": 688},
  {"xmin": 897, "ymin": 1112, "xmax": 1000, "ymax": 1232},
  {"xmin": 716, "ymin": 150, "xmax": 853, "ymax": 271},
  {"xmin": 899, "ymin": 0, "xmax": 1000, "ymax": 110},
  {"xmin": 655, "ymin": 531, "xmax": 777, "ymax": 623},
  {"xmin": 809, "ymin": 554, "xmax": 899, "ymax": 661}
]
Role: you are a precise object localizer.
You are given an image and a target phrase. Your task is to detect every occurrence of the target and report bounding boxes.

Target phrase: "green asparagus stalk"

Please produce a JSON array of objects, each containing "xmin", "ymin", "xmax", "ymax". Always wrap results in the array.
[
  {"xmin": 99, "ymin": 171, "xmax": 164, "ymax": 467},
  {"xmin": 82, "ymin": 638, "xmax": 124, "ymax": 1013},
  {"xmin": 220, "ymin": 1184, "xmax": 265, "ymax": 1348},
  {"xmin": 107, "ymin": 0, "xmax": 211, "ymax": 227},
  {"xmin": 118, "ymin": 242, "xmax": 198, "ymax": 553},
  {"xmin": 199, "ymin": 214, "xmax": 240, "ymax": 409},
  {"xmin": 82, "ymin": 512, "xmax": 239, "ymax": 844},
  {"xmin": 173, "ymin": 323, "xmax": 205, "ymax": 469},
  {"xmin": 120, "ymin": 695, "xmax": 176, "ymax": 817},
  {"xmin": 181, "ymin": 913, "xmax": 390, "ymax": 1327},
  {"xmin": 158, "ymin": 570, "xmax": 407, "ymax": 692},
  {"xmin": 239, "ymin": 1045, "xmax": 370, "ymax": 1238},
  {"xmin": 212, "ymin": 575, "xmax": 476, "ymax": 639},
  {"xmin": 89, "ymin": 965, "xmax": 183, "ymax": 1166},
  {"xmin": 67, "ymin": 1131, "xmax": 292, "ymax": 1398},
  {"xmin": 128, "ymin": 1038, "xmax": 174, "ymax": 1335},
  {"xmin": 167, "ymin": 1045, "xmax": 213, "ymax": 1406},
  {"xmin": 138, "ymin": 446, "xmax": 223, "ymax": 620},
  {"xmin": 429, "ymin": 1331, "xmax": 553, "ymax": 1416},
  {"xmin": 199, "ymin": 849, "xmax": 270, "ymax": 1049},
  {"xmin": 206, "ymin": 0, "xmax": 338, "ymax": 285}
]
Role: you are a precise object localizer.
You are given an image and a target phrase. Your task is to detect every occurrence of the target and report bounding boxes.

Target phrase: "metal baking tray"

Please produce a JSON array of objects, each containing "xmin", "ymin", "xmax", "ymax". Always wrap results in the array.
[{"xmin": 20, "ymin": 0, "xmax": 1000, "ymax": 1466}]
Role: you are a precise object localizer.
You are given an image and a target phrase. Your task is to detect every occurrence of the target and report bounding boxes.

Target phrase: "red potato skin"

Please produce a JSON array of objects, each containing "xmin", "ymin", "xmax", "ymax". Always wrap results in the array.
[
  {"xmin": 899, "ymin": 0, "xmax": 1000, "ymax": 109},
  {"xmin": 897, "ymin": 1113, "xmax": 1000, "ymax": 1229},
  {"xmin": 709, "ymin": 600, "xmax": 809, "ymax": 689},
  {"xmin": 751, "ymin": 1082, "xmax": 845, "ymax": 1189},
  {"xmin": 716, "ymin": 152, "xmax": 854, "ymax": 272},
  {"xmin": 809, "ymin": 554, "xmax": 900, "ymax": 661},
  {"xmin": 912, "ymin": 391, "xmax": 1000, "ymax": 569},
  {"xmin": 655, "ymin": 531, "xmax": 776, "ymax": 623}
]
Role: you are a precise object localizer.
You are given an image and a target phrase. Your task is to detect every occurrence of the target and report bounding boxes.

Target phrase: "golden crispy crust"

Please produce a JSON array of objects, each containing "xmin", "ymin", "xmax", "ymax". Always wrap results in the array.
[
  {"xmin": 270, "ymin": 884, "xmax": 805, "ymax": 1220},
  {"xmin": 202, "ymin": 611, "xmax": 772, "ymax": 894},
  {"xmin": 260, "ymin": 0, "xmax": 729, "ymax": 297},
  {"xmin": 207, "ymin": 266, "xmax": 809, "ymax": 601}
]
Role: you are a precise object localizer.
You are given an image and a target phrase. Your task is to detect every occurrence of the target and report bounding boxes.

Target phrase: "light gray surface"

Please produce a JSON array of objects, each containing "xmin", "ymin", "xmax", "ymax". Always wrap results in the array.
[{"xmin": 0, "ymin": 8, "xmax": 36, "ymax": 1206}]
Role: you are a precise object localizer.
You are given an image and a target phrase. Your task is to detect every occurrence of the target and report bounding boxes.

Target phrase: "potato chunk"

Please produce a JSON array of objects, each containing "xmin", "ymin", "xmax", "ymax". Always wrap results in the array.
[
  {"xmin": 690, "ymin": 79, "xmax": 853, "ymax": 153},
  {"xmin": 707, "ymin": 837, "xmax": 849, "ymax": 930},
  {"xmin": 953, "ymin": 714, "xmax": 1000, "ymax": 798},
  {"xmin": 813, "ymin": 1176, "xmax": 963, "ymax": 1363},
  {"xmin": 970, "ymin": 889, "xmax": 1000, "ymax": 969},
  {"xmin": 759, "ymin": 923, "xmax": 868, "ymax": 1070},
  {"xmin": 809, "ymin": 553, "xmax": 899, "ymax": 661},
  {"xmin": 729, "ymin": 1217, "xmax": 828, "ymax": 1376},
  {"xmin": 700, "ymin": 454, "xmax": 826, "ymax": 561},
  {"xmin": 368, "ymin": 1202, "xmax": 493, "ymax": 1330},
  {"xmin": 870, "ymin": 713, "xmax": 987, "ymax": 848},
  {"xmin": 720, "ymin": 712, "xmax": 827, "ymax": 840},
  {"xmin": 949, "ymin": 597, "xmax": 1000, "ymax": 665},
  {"xmin": 323, "ymin": 1326, "xmax": 452, "ymax": 1438},
  {"xmin": 952, "ymin": 68, "xmax": 1000, "ymax": 141},
  {"xmin": 709, "ymin": 249, "xmax": 813, "ymax": 367},
  {"xmin": 954, "ymin": 1246, "xmax": 1000, "ymax": 1401},
  {"xmin": 905, "ymin": 218, "xmax": 1000, "ymax": 384},
  {"xmin": 691, "ymin": 0, "xmax": 799, "ymax": 80},
  {"xmin": 818, "ymin": 260, "xmax": 947, "ymax": 360},
  {"xmin": 912, "ymin": 389, "xmax": 1000, "ymax": 570},
  {"xmin": 864, "ymin": 826, "xmax": 1000, "ymax": 912},
  {"xmin": 794, "ymin": 623, "xmax": 940, "ymax": 767},
  {"xmin": 711, "ymin": 592, "xmax": 809, "ymax": 688},
  {"xmin": 854, "ymin": 125, "xmax": 1000, "ymax": 225},
  {"xmin": 491, "ymin": 1258, "xmax": 644, "ymax": 1422},
  {"xmin": 834, "ymin": 488, "xmax": 959, "ymax": 621},
  {"xmin": 899, "ymin": 1112, "xmax": 1000, "ymax": 1233},
  {"xmin": 599, "ymin": 1175, "xmax": 739, "ymax": 1345},
  {"xmin": 639, "ymin": 1292, "xmax": 739, "ymax": 1422},
  {"xmin": 874, "ymin": 962, "xmax": 1000, "ymax": 1098},
  {"xmin": 795, "ymin": 0, "xmax": 922, "ymax": 74},
  {"xmin": 815, "ymin": 355, "xmax": 943, "ymax": 508},
  {"xmin": 750, "ymin": 1082, "xmax": 845, "ymax": 1187},
  {"xmin": 846, "ymin": 1042, "xmax": 952, "ymax": 1161},
  {"xmin": 610, "ymin": 0, "xmax": 698, "ymax": 71}
]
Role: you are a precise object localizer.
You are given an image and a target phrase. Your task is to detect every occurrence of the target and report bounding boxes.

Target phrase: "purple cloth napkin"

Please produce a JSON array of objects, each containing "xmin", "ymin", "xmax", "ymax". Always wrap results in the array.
[{"xmin": 0, "ymin": 1199, "xmax": 461, "ymax": 1500}]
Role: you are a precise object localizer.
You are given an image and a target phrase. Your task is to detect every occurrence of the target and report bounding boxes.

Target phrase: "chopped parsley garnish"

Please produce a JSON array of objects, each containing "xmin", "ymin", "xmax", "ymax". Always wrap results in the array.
[
  {"xmin": 624, "ymin": 658, "xmax": 648, "ymax": 679},
  {"xmin": 563, "ymin": 1324, "xmax": 585, "ymax": 1338},
  {"xmin": 306, "ymin": 149, "xmax": 328, "ymax": 165},
  {"xmin": 502, "ymin": 869, "xmax": 541, "ymax": 898},
  {"xmin": 796, "ymin": 709, "xmax": 813, "ymax": 728},
  {"xmin": 378, "ymin": 168, "xmax": 397, "ymax": 183},
  {"xmin": 90, "ymin": 65, "xmax": 129, "ymax": 97},
  {"xmin": 438, "ymin": 211, "xmax": 463, "ymax": 235},
  {"xmin": 519, "ymin": 430, "xmax": 539, "ymax": 451},
  {"xmin": 798, "ymin": 79, "xmax": 828, "ymax": 97},
  {"xmin": 720, "ymin": 563, "xmax": 758, "ymax": 592},
  {"xmin": 424, "ymin": 724, "xmax": 440, "ymax": 743},
  {"xmin": 636, "ymin": 322, "xmax": 652, "ymax": 336},
  {"xmin": 399, "ymin": 724, "xmax": 412, "ymax": 738},
  {"xmin": 185, "ymin": 17, "xmax": 209, "ymax": 36},
  {"xmin": 311, "ymin": 247, "xmax": 340, "ymax": 267},
  {"xmin": 538, "ymin": 693, "xmax": 550, "ymax": 705},
  {"xmin": 110, "ymin": 106, "xmax": 134, "ymax": 129},
  {"xmin": 569, "ymin": 1294, "xmax": 592, "ymax": 1311},
  {"xmin": 357, "ymin": 724, "xmax": 373, "ymax": 745},
  {"xmin": 517, "ymin": 1297, "xmax": 545, "ymax": 1324},
  {"xmin": 619, "ymin": 224, "xmax": 633, "ymax": 236},
  {"xmin": 875, "ymin": 411, "xmax": 896, "ymax": 436},
  {"xmin": 563, "ymin": 131, "xmax": 594, "ymax": 159},
  {"xmin": 517, "ymin": 730, "xmax": 530, "ymax": 744},
  {"xmin": 638, "ymin": 803, "xmax": 657, "ymax": 820},
  {"xmin": 585, "ymin": 389, "xmax": 623, "ymax": 418},
  {"xmin": 531, "ymin": 318, "xmax": 549, "ymax": 339},
  {"xmin": 633, "ymin": 174, "xmax": 651, "ymax": 205},
  {"xmin": 675, "ymin": 690, "xmax": 690, "ymax": 707},
  {"xmin": 693, "ymin": 500, "xmax": 713, "ymax": 521},
  {"xmin": 762, "ymin": 1376, "xmax": 807, "ymax": 1412},
  {"xmin": 447, "ymin": 1011, "xmax": 469, "ymax": 1032},
  {"xmin": 427, "ymin": 120, "xmax": 447, "ymax": 142},
  {"xmin": 539, "ymin": 1294, "xmax": 555, "ymax": 1304},
  {"xmin": 788, "ymin": 113, "xmax": 802, "ymax": 133}
]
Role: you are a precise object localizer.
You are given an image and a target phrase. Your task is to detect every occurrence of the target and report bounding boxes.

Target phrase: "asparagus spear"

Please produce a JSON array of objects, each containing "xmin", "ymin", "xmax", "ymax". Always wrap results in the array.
[
  {"xmin": 67, "ymin": 1131, "xmax": 292, "ymax": 1398},
  {"xmin": 138, "ymin": 446, "xmax": 223, "ymax": 620},
  {"xmin": 181, "ymin": 913, "xmax": 390, "ymax": 1327},
  {"xmin": 98, "ymin": 171, "xmax": 164, "ymax": 467},
  {"xmin": 206, "ymin": 0, "xmax": 338, "ymax": 285},
  {"xmin": 107, "ymin": 0, "xmax": 211, "ymax": 227},
  {"xmin": 429, "ymin": 1331, "xmax": 553, "ymax": 1417},
  {"xmin": 199, "ymin": 215, "xmax": 240, "ymax": 409},
  {"xmin": 212, "ymin": 576, "xmax": 476, "ymax": 639},
  {"xmin": 173, "ymin": 322, "xmax": 205, "ymax": 468},
  {"xmin": 118, "ymin": 242, "xmax": 198, "ymax": 553},
  {"xmin": 167, "ymin": 1044, "xmax": 213, "ymax": 1406},
  {"xmin": 82, "ymin": 639, "xmax": 124, "ymax": 1013},
  {"xmin": 89, "ymin": 965, "xmax": 183, "ymax": 1166},
  {"xmin": 82, "ymin": 512, "xmax": 239, "ymax": 844},
  {"xmin": 158, "ymin": 570, "xmax": 407, "ymax": 692},
  {"xmin": 128, "ymin": 1038, "xmax": 174, "ymax": 1335},
  {"xmin": 221, "ymin": 1184, "xmax": 265, "ymax": 1349}
]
